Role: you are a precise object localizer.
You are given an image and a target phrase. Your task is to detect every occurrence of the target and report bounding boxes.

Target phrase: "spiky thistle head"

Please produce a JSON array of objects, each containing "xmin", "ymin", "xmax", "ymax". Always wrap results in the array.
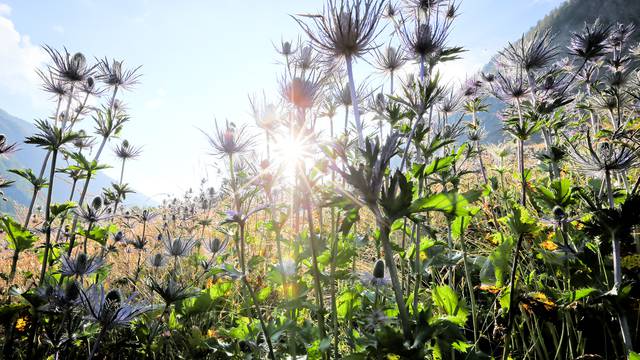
[
  {"xmin": 203, "ymin": 120, "xmax": 255, "ymax": 158},
  {"xmin": 163, "ymin": 236, "xmax": 196, "ymax": 257},
  {"xmin": 36, "ymin": 68, "xmax": 69, "ymax": 99},
  {"xmin": 493, "ymin": 69, "xmax": 530, "ymax": 103},
  {"xmin": 43, "ymin": 46, "xmax": 95, "ymax": 83},
  {"xmin": 114, "ymin": 139, "xmax": 143, "ymax": 160},
  {"xmin": 398, "ymin": 6, "xmax": 456, "ymax": 62},
  {"xmin": 60, "ymin": 252, "xmax": 104, "ymax": 277},
  {"xmin": 373, "ymin": 45, "xmax": 406, "ymax": 74},
  {"xmin": 568, "ymin": 20, "xmax": 612, "ymax": 61},
  {"xmin": 97, "ymin": 58, "xmax": 142, "ymax": 90},
  {"xmin": 499, "ymin": 29, "xmax": 558, "ymax": 72},
  {"xmin": 294, "ymin": 0, "xmax": 385, "ymax": 60},
  {"xmin": 280, "ymin": 69, "xmax": 326, "ymax": 109}
]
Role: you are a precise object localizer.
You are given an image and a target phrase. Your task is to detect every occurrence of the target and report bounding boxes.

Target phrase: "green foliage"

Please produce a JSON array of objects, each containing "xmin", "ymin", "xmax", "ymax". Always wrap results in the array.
[{"xmin": 0, "ymin": 216, "xmax": 36, "ymax": 251}]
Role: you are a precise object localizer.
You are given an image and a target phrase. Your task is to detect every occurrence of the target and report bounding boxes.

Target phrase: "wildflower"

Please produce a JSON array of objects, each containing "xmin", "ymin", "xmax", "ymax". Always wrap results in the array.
[
  {"xmin": 203, "ymin": 120, "xmax": 254, "ymax": 158},
  {"xmin": 97, "ymin": 58, "xmax": 142, "ymax": 90},
  {"xmin": 359, "ymin": 259, "xmax": 390, "ymax": 287},
  {"xmin": 274, "ymin": 38, "xmax": 297, "ymax": 58},
  {"xmin": 127, "ymin": 234, "xmax": 148, "ymax": 253},
  {"xmin": 403, "ymin": 0, "xmax": 448, "ymax": 14},
  {"xmin": 478, "ymin": 284, "xmax": 501, "ymax": 294},
  {"xmin": 15, "ymin": 317, "xmax": 28, "ymax": 332},
  {"xmin": 43, "ymin": 46, "xmax": 95, "ymax": 83},
  {"xmin": 568, "ymin": 20, "xmax": 612, "ymax": 61},
  {"xmin": 499, "ymin": 29, "xmax": 558, "ymax": 72},
  {"xmin": 207, "ymin": 328, "xmax": 218, "ymax": 338},
  {"xmin": 493, "ymin": 69, "xmax": 530, "ymax": 103},
  {"xmin": 294, "ymin": 0, "xmax": 385, "ymax": 60},
  {"xmin": 163, "ymin": 236, "xmax": 196, "ymax": 258},
  {"xmin": 148, "ymin": 253, "xmax": 167, "ymax": 269},
  {"xmin": 280, "ymin": 71, "xmax": 326, "ymax": 109},
  {"xmin": 114, "ymin": 140, "xmax": 143, "ymax": 161},
  {"xmin": 540, "ymin": 240, "xmax": 559, "ymax": 251},
  {"xmin": 72, "ymin": 130, "xmax": 96, "ymax": 151},
  {"xmin": 565, "ymin": 134, "xmax": 640, "ymax": 176},
  {"xmin": 36, "ymin": 68, "xmax": 69, "ymax": 100},
  {"xmin": 80, "ymin": 286, "xmax": 150, "ymax": 329},
  {"xmin": 148, "ymin": 275, "xmax": 197, "ymax": 307},
  {"xmin": 398, "ymin": 14, "xmax": 453, "ymax": 64},
  {"xmin": 37, "ymin": 281, "xmax": 82, "ymax": 313},
  {"xmin": 295, "ymin": 0, "xmax": 384, "ymax": 145},
  {"xmin": 608, "ymin": 23, "xmax": 635, "ymax": 49},
  {"xmin": 373, "ymin": 45, "xmax": 406, "ymax": 76},
  {"xmin": 0, "ymin": 134, "xmax": 18, "ymax": 157},
  {"xmin": 74, "ymin": 202, "xmax": 110, "ymax": 224},
  {"xmin": 60, "ymin": 253, "xmax": 104, "ymax": 277},
  {"xmin": 203, "ymin": 238, "xmax": 229, "ymax": 256}
]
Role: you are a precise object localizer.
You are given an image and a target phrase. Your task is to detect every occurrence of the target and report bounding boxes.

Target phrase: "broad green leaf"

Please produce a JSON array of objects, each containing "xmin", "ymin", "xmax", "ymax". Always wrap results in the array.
[
  {"xmin": 0, "ymin": 216, "xmax": 37, "ymax": 252},
  {"xmin": 410, "ymin": 190, "xmax": 482, "ymax": 217},
  {"xmin": 431, "ymin": 285, "xmax": 468, "ymax": 326},
  {"xmin": 50, "ymin": 201, "xmax": 76, "ymax": 219}
]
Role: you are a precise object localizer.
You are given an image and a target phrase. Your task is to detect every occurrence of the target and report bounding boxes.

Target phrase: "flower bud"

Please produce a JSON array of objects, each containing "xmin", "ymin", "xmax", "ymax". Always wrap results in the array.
[{"xmin": 372, "ymin": 259, "xmax": 385, "ymax": 279}]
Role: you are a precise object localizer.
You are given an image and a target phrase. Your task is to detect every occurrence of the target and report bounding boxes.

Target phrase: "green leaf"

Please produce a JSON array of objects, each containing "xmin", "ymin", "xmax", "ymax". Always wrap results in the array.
[
  {"xmin": 50, "ymin": 202, "xmax": 76, "ymax": 219},
  {"xmin": 0, "ymin": 216, "xmax": 37, "ymax": 252},
  {"xmin": 451, "ymin": 215, "xmax": 473, "ymax": 240},
  {"xmin": 422, "ymin": 155, "xmax": 455, "ymax": 177},
  {"xmin": 503, "ymin": 205, "xmax": 538, "ymax": 235},
  {"xmin": 78, "ymin": 224, "xmax": 117, "ymax": 245},
  {"xmin": 431, "ymin": 285, "xmax": 468, "ymax": 326},
  {"xmin": 257, "ymin": 286, "xmax": 272, "ymax": 302},
  {"xmin": 410, "ymin": 190, "xmax": 482, "ymax": 217},
  {"xmin": 561, "ymin": 287, "xmax": 600, "ymax": 303}
]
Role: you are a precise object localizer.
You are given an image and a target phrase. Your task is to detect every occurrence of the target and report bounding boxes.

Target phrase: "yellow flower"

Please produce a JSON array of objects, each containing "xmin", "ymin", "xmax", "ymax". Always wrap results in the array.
[
  {"xmin": 207, "ymin": 328, "xmax": 218, "ymax": 338},
  {"xmin": 15, "ymin": 317, "xmax": 28, "ymax": 332},
  {"xmin": 529, "ymin": 292, "xmax": 556, "ymax": 311},
  {"xmin": 540, "ymin": 240, "xmax": 558, "ymax": 251},
  {"xmin": 419, "ymin": 251, "xmax": 427, "ymax": 261},
  {"xmin": 478, "ymin": 284, "xmax": 501, "ymax": 294}
]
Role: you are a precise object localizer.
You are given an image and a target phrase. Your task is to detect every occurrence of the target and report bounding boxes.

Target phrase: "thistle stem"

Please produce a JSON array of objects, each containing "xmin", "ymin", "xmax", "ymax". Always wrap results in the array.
[
  {"xmin": 345, "ymin": 55, "xmax": 364, "ymax": 147},
  {"xmin": 38, "ymin": 148, "xmax": 58, "ymax": 285},
  {"xmin": 379, "ymin": 218, "xmax": 410, "ymax": 339}
]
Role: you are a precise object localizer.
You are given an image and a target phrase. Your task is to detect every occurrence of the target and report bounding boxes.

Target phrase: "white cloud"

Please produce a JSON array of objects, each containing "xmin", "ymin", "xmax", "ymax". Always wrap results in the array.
[
  {"xmin": 0, "ymin": 10, "xmax": 46, "ymax": 98},
  {"xmin": 0, "ymin": 3, "xmax": 11, "ymax": 16}
]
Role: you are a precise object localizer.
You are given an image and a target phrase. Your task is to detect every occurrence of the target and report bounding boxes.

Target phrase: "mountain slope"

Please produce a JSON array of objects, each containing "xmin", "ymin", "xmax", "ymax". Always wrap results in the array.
[
  {"xmin": 0, "ymin": 108, "xmax": 156, "ymax": 214},
  {"xmin": 478, "ymin": 0, "xmax": 640, "ymax": 143}
]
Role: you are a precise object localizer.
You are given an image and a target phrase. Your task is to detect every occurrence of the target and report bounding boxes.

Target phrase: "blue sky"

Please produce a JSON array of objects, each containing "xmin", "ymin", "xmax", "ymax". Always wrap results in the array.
[{"xmin": 0, "ymin": 0, "xmax": 564, "ymax": 201}]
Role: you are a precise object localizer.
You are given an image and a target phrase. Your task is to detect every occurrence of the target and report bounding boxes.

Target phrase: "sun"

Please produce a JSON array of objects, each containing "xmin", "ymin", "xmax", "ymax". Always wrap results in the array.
[{"xmin": 271, "ymin": 132, "xmax": 314, "ymax": 180}]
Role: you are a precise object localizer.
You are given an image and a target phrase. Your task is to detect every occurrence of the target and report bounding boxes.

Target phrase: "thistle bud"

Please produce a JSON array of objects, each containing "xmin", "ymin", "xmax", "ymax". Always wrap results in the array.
[
  {"xmin": 77, "ymin": 253, "xmax": 88, "ymax": 271},
  {"xmin": 552, "ymin": 206, "xmax": 565, "ymax": 221},
  {"xmin": 71, "ymin": 52, "xmax": 86, "ymax": 70},
  {"xmin": 105, "ymin": 289, "xmax": 122, "ymax": 305},
  {"xmin": 91, "ymin": 196, "xmax": 103, "ymax": 211},
  {"xmin": 65, "ymin": 281, "xmax": 80, "ymax": 301},
  {"xmin": 372, "ymin": 259, "xmax": 385, "ymax": 279}
]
